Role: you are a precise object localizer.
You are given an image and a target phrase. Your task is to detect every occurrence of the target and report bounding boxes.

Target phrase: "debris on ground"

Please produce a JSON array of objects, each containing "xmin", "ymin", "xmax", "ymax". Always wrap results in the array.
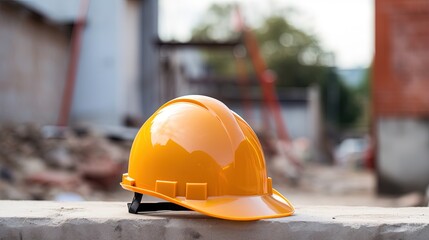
[
  {"xmin": 0, "ymin": 124, "xmax": 413, "ymax": 207},
  {"xmin": 0, "ymin": 124, "xmax": 131, "ymax": 201},
  {"xmin": 394, "ymin": 192, "xmax": 425, "ymax": 207}
]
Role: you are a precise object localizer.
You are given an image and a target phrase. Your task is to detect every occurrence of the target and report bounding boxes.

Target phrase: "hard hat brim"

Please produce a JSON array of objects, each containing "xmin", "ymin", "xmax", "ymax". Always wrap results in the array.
[{"xmin": 121, "ymin": 183, "xmax": 294, "ymax": 221}]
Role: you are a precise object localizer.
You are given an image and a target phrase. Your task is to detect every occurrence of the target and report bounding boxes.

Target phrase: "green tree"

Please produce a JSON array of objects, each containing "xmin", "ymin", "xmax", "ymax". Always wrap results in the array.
[
  {"xmin": 192, "ymin": 4, "xmax": 239, "ymax": 42},
  {"xmin": 192, "ymin": 4, "xmax": 361, "ymax": 128},
  {"xmin": 320, "ymin": 68, "xmax": 362, "ymax": 128},
  {"xmin": 191, "ymin": 4, "xmax": 239, "ymax": 76},
  {"xmin": 255, "ymin": 15, "xmax": 329, "ymax": 87},
  {"xmin": 352, "ymin": 64, "xmax": 372, "ymax": 130}
]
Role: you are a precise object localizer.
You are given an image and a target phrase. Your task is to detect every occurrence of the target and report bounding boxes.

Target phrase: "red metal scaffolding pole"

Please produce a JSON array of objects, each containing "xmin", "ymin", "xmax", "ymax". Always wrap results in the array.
[
  {"xmin": 235, "ymin": 7, "xmax": 302, "ymax": 169},
  {"xmin": 57, "ymin": 0, "xmax": 90, "ymax": 126}
]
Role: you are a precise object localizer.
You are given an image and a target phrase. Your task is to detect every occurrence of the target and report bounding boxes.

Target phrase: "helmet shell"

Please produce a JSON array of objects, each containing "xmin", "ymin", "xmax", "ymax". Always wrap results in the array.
[{"xmin": 121, "ymin": 95, "xmax": 294, "ymax": 220}]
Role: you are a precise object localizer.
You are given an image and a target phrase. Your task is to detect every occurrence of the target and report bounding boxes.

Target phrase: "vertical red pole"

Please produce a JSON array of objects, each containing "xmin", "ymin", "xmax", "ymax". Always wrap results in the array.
[
  {"xmin": 235, "ymin": 6, "xmax": 302, "ymax": 169},
  {"xmin": 242, "ymin": 28, "xmax": 291, "ymax": 142},
  {"xmin": 57, "ymin": 0, "xmax": 90, "ymax": 126}
]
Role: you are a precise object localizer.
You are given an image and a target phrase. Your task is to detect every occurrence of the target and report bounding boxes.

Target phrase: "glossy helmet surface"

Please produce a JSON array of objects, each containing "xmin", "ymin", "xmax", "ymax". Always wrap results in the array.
[{"xmin": 121, "ymin": 95, "xmax": 294, "ymax": 220}]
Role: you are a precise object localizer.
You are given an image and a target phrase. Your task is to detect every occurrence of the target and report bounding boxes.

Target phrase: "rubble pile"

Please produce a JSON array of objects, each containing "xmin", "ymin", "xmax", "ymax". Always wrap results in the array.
[{"xmin": 0, "ymin": 125, "xmax": 131, "ymax": 201}]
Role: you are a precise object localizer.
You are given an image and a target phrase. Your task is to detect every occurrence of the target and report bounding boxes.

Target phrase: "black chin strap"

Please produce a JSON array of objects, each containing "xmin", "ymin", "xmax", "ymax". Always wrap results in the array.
[{"xmin": 127, "ymin": 193, "xmax": 191, "ymax": 214}]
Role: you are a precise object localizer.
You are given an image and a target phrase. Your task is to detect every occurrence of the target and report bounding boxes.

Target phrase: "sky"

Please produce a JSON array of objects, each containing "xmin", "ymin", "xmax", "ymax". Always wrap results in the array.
[{"xmin": 159, "ymin": 0, "xmax": 374, "ymax": 69}]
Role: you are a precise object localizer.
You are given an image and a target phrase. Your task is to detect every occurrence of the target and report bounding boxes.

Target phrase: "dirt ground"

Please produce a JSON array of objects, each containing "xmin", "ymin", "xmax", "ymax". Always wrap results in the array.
[
  {"xmin": 1, "ymin": 125, "xmax": 425, "ymax": 207},
  {"xmin": 275, "ymin": 164, "xmax": 399, "ymax": 207}
]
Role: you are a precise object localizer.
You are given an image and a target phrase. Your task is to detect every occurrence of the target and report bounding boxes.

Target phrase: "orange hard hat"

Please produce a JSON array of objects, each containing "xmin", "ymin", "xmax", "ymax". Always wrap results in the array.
[{"xmin": 120, "ymin": 95, "xmax": 294, "ymax": 221}]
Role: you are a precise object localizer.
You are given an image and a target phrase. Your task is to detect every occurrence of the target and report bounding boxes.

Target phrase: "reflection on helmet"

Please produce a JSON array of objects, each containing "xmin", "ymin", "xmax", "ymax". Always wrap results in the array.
[{"xmin": 121, "ymin": 95, "xmax": 294, "ymax": 221}]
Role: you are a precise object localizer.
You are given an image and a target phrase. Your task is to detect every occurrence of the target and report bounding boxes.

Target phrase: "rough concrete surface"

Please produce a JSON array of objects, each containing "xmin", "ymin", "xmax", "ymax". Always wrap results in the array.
[
  {"xmin": 378, "ymin": 118, "xmax": 429, "ymax": 194},
  {"xmin": 0, "ymin": 201, "xmax": 428, "ymax": 240}
]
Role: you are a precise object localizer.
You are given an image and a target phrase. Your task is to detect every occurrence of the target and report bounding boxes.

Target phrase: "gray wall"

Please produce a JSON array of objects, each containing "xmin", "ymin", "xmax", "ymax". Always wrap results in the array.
[
  {"xmin": 377, "ymin": 118, "xmax": 429, "ymax": 194},
  {"xmin": 71, "ymin": 0, "xmax": 125, "ymax": 125},
  {"xmin": 0, "ymin": 3, "xmax": 69, "ymax": 125},
  {"xmin": 0, "ymin": 0, "xmax": 147, "ymax": 126},
  {"xmin": 140, "ymin": 0, "xmax": 159, "ymax": 120},
  {"xmin": 230, "ymin": 103, "xmax": 312, "ymax": 140}
]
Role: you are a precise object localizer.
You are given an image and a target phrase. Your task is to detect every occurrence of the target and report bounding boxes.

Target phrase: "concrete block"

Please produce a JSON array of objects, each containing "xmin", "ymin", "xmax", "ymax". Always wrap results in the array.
[
  {"xmin": 0, "ymin": 201, "xmax": 428, "ymax": 240},
  {"xmin": 377, "ymin": 118, "xmax": 429, "ymax": 194}
]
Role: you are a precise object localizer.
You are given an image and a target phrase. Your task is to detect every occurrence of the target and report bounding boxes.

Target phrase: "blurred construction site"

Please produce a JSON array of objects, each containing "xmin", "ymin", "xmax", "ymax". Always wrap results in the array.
[{"xmin": 0, "ymin": 0, "xmax": 428, "ymax": 207}]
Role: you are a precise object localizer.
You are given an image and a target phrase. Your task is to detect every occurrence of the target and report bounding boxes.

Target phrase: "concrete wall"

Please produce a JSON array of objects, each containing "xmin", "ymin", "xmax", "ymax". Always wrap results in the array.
[
  {"xmin": 0, "ymin": 3, "xmax": 69, "ymax": 125},
  {"xmin": 377, "ymin": 118, "xmax": 429, "ymax": 194},
  {"xmin": 228, "ymin": 103, "xmax": 312, "ymax": 139},
  {"xmin": 71, "ymin": 0, "xmax": 125, "ymax": 126},
  {"xmin": 121, "ymin": 0, "xmax": 143, "ymax": 121},
  {"xmin": 1, "ymin": 201, "xmax": 428, "ymax": 240},
  {"xmin": 70, "ymin": 0, "xmax": 157, "ymax": 125},
  {"xmin": 140, "ymin": 0, "xmax": 159, "ymax": 120},
  {"xmin": 374, "ymin": 0, "xmax": 429, "ymax": 195},
  {"xmin": 0, "ymin": 0, "xmax": 147, "ymax": 126}
]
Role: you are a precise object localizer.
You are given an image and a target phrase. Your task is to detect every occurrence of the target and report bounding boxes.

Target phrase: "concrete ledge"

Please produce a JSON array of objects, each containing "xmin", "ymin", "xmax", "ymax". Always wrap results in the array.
[{"xmin": 0, "ymin": 201, "xmax": 428, "ymax": 240}]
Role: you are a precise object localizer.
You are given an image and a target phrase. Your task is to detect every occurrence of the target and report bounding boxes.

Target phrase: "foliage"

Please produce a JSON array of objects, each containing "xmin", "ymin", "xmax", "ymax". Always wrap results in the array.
[
  {"xmin": 191, "ymin": 4, "xmax": 239, "ymax": 76},
  {"xmin": 255, "ymin": 15, "xmax": 329, "ymax": 87},
  {"xmin": 320, "ymin": 68, "xmax": 362, "ymax": 128},
  {"xmin": 191, "ymin": 4, "xmax": 239, "ymax": 42},
  {"xmin": 357, "ymin": 64, "xmax": 372, "ymax": 97},
  {"xmin": 352, "ymin": 64, "xmax": 372, "ymax": 130},
  {"xmin": 192, "ymin": 4, "xmax": 362, "ymax": 129}
]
